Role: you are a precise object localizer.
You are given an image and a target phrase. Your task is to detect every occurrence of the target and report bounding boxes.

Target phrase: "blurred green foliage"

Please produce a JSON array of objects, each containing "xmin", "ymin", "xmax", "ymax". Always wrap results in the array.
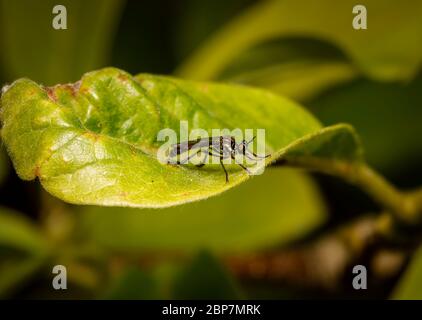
[
  {"xmin": 103, "ymin": 267, "xmax": 161, "ymax": 300},
  {"xmin": 102, "ymin": 251, "xmax": 240, "ymax": 299},
  {"xmin": 177, "ymin": 0, "xmax": 422, "ymax": 81},
  {"xmin": 220, "ymin": 38, "xmax": 358, "ymax": 102},
  {"xmin": 0, "ymin": 208, "xmax": 48, "ymax": 297},
  {"xmin": 172, "ymin": 251, "xmax": 240, "ymax": 299},
  {"xmin": 0, "ymin": 0, "xmax": 123, "ymax": 84}
]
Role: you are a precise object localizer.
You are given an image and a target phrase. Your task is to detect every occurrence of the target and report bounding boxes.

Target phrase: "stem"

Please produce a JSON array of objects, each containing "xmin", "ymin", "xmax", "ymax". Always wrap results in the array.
[
  {"xmin": 229, "ymin": 158, "xmax": 422, "ymax": 290},
  {"xmin": 279, "ymin": 158, "xmax": 421, "ymax": 226},
  {"xmin": 352, "ymin": 165, "xmax": 406, "ymax": 218}
]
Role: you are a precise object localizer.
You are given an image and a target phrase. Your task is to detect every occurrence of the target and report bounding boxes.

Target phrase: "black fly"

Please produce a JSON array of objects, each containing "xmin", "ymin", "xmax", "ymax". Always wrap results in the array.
[{"xmin": 167, "ymin": 136, "xmax": 270, "ymax": 183}]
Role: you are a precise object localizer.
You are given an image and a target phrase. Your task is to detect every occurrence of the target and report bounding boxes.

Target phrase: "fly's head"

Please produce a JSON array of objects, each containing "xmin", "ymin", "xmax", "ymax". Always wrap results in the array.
[{"xmin": 218, "ymin": 136, "xmax": 234, "ymax": 158}]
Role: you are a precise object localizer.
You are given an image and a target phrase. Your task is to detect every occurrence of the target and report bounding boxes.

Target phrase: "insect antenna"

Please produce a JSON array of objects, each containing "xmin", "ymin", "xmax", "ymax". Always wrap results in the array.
[
  {"xmin": 251, "ymin": 151, "xmax": 270, "ymax": 159},
  {"xmin": 243, "ymin": 136, "xmax": 270, "ymax": 159},
  {"xmin": 246, "ymin": 136, "xmax": 256, "ymax": 146}
]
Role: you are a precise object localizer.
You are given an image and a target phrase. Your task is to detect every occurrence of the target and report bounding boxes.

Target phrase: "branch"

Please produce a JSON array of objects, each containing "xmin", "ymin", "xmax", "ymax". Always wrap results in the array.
[{"xmin": 227, "ymin": 155, "xmax": 422, "ymax": 290}]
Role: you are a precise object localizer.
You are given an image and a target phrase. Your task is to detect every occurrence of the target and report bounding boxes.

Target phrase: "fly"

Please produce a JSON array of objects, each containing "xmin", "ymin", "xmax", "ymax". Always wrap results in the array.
[{"xmin": 167, "ymin": 136, "xmax": 270, "ymax": 183}]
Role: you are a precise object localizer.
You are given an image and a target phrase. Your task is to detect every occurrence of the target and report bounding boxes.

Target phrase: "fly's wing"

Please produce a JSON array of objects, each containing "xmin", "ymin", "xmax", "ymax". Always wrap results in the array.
[
  {"xmin": 168, "ymin": 141, "xmax": 189, "ymax": 158},
  {"xmin": 168, "ymin": 138, "xmax": 210, "ymax": 159},
  {"xmin": 188, "ymin": 137, "xmax": 212, "ymax": 150}
]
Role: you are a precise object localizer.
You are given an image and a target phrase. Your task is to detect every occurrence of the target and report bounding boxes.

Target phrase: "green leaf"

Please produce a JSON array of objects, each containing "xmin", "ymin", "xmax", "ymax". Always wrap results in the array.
[
  {"xmin": 0, "ymin": 0, "xmax": 124, "ymax": 84},
  {"xmin": 78, "ymin": 167, "xmax": 326, "ymax": 252},
  {"xmin": 101, "ymin": 254, "xmax": 241, "ymax": 300},
  {"xmin": 172, "ymin": 251, "xmax": 240, "ymax": 299},
  {"xmin": 392, "ymin": 245, "xmax": 422, "ymax": 299},
  {"xmin": 177, "ymin": 0, "xmax": 422, "ymax": 82},
  {"xmin": 220, "ymin": 38, "xmax": 358, "ymax": 102},
  {"xmin": 0, "ymin": 67, "xmax": 361, "ymax": 208},
  {"xmin": 226, "ymin": 60, "xmax": 357, "ymax": 102},
  {"xmin": 173, "ymin": 0, "xmax": 255, "ymax": 61}
]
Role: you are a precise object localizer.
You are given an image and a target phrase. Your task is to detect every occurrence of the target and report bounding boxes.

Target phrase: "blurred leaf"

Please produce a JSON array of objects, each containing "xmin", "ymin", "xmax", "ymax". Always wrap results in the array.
[
  {"xmin": 78, "ymin": 168, "xmax": 326, "ymax": 252},
  {"xmin": 102, "ymin": 267, "xmax": 160, "ymax": 300},
  {"xmin": 0, "ymin": 208, "xmax": 48, "ymax": 298},
  {"xmin": 102, "ymin": 254, "xmax": 240, "ymax": 300},
  {"xmin": 0, "ymin": 0, "xmax": 124, "ymax": 84},
  {"xmin": 172, "ymin": 251, "xmax": 240, "ymax": 299},
  {"xmin": 173, "ymin": 0, "xmax": 256, "ymax": 61},
  {"xmin": 310, "ymin": 74, "xmax": 422, "ymax": 174},
  {"xmin": 220, "ymin": 38, "xmax": 346, "ymax": 78},
  {"xmin": 392, "ymin": 246, "xmax": 422, "ymax": 299},
  {"xmin": 0, "ymin": 254, "xmax": 46, "ymax": 298},
  {"xmin": 0, "ymin": 207, "xmax": 47, "ymax": 253},
  {"xmin": 221, "ymin": 38, "xmax": 358, "ymax": 102},
  {"xmin": 177, "ymin": 0, "xmax": 422, "ymax": 82},
  {"xmin": 1, "ymin": 67, "xmax": 364, "ymax": 208},
  {"xmin": 227, "ymin": 60, "xmax": 357, "ymax": 102}
]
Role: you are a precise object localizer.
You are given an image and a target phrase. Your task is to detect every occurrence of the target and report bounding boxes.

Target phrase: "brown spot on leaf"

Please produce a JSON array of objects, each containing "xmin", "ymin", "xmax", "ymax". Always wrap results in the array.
[
  {"xmin": 72, "ymin": 80, "xmax": 81, "ymax": 94},
  {"xmin": 34, "ymin": 165, "xmax": 41, "ymax": 177},
  {"xmin": 44, "ymin": 87, "xmax": 58, "ymax": 102},
  {"xmin": 119, "ymin": 191, "xmax": 128, "ymax": 198},
  {"xmin": 180, "ymin": 192, "xmax": 193, "ymax": 197},
  {"xmin": 118, "ymin": 74, "xmax": 129, "ymax": 82},
  {"xmin": 60, "ymin": 82, "xmax": 80, "ymax": 97},
  {"xmin": 200, "ymin": 84, "xmax": 209, "ymax": 93},
  {"xmin": 79, "ymin": 85, "xmax": 89, "ymax": 95}
]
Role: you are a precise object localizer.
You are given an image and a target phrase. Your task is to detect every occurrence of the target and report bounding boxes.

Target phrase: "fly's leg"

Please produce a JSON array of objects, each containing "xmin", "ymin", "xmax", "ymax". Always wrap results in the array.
[
  {"xmin": 245, "ymin": 150, "xmax": 270, "ymax": 160},
  {"xmin": 196, "ymin": 147, "xmax": 224, "ymax": 167},
  {"xmin": 177, "ymin": 149, "xmax": 206, "ymax": 165},
  {"xmin": 195, "ymin": 150, "xmax": 210, "ymax": 168},
  {"xmin": 205, "ymin": 150, "xmax": 229, "ymax": 183},
  {"xmin": 220, "ymin": 158, "xmax": 229, "ymax": 183},
  {"xmin": 238, "ymin": 163, "xmax": 251, "ymax": 175},
  {"xmin": 205, "ymin": 146, "xmax": 229, "ymax": 182},
  {"xmin": 231, "ymin": 154, "xmax": 251, "ymax": 175},
  {"xmin": 172, "ymin": 146, "xmax": 230, "ymax": 183}
]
